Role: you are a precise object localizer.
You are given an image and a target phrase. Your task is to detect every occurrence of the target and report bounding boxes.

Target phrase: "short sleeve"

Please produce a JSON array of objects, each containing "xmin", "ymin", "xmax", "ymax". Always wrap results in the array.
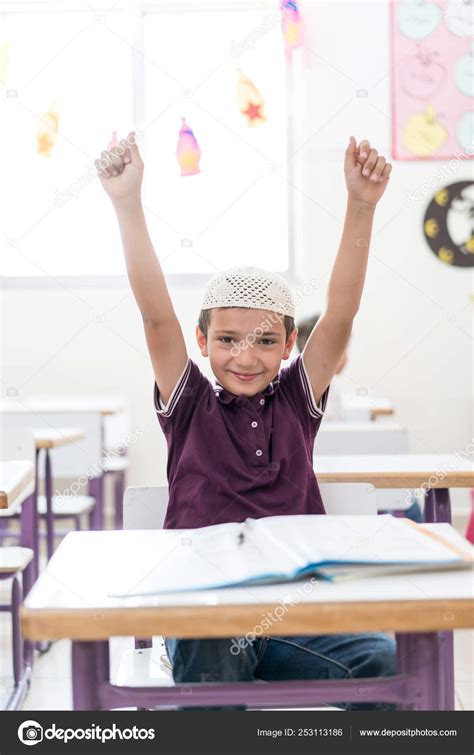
[
  {"xmin": 278, "ymin": 353, "xmax": 330, "ymax": 435},
  {"xmin": 153, "ymin": 358, "xmax": 211, "ymax": 435}
]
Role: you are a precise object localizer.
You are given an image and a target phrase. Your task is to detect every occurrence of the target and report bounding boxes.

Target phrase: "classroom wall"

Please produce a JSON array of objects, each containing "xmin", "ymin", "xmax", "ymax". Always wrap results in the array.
[{"xmin": 3, "ymin": 2, "xmax": 472, "ymax": 510}]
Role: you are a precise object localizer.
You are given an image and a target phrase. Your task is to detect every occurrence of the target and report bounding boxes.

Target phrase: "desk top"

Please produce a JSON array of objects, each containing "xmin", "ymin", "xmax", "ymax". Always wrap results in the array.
[
  {"xmin": 0, "ymin": 460, "xmax": 35, "ymax": 510},
  {"xmin": 33, "ymin": 427, "xmax": 86, "ymax": 449},
  {"xmin": 0, "ymin": 396, "xmax": 127, "ymax": 416},
  {"xmin": 314, "ymin": 454, "xmax": 474, "ymax": 488},
  {"xmin": 21, "ymin": 527, "xmax": 474, "ymax": 641}
]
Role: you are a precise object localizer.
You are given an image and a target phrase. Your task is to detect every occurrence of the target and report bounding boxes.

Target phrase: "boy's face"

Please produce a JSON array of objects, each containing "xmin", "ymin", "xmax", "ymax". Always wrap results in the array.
[{"xmin": 196, "ymin": 307, "xmax": 297, "ymax": 397}]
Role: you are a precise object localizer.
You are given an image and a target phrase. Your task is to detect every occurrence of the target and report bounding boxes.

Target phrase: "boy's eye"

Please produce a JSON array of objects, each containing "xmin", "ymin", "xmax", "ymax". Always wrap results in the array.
[
  {"xmin": 259, "ymin": 338, "xmax": 275, "ymax": 346},
  {"xmin": 219, "ymin": 336, "xmax": 235, "ymax": 344}
]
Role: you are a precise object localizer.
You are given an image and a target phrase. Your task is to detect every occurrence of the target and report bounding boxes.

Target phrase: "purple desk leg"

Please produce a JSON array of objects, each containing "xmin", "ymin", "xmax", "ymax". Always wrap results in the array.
[
  {"xmin": 20, "ymin": 492, "xmax": 39, "ymax": 595},
  {"xmin": 72, "ymin": 640, "xmax": 108, "ymax": 710},
  {"xmin": 44, "ymin": 448, "xmax": 55, "ymax": 561},
  {"xmin": 88, "ymin": 474, "xmax": 105, "ymax": 531},
  {"xmin": 396, "ymin": 631, "xmax": 453, "ymax": 710},
  {"xmin": 424, "ymin": 488, "xmax": 452, "ymax": 523}
]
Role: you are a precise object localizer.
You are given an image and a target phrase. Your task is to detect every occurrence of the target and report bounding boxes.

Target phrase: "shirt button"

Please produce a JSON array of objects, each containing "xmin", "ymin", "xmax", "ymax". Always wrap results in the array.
[
  {"xmin": 251, "ymin": 421, "xmax": 258, "ymax": 428},
  {"xmin": 256, "ymin": 449, "xmax": 263, "ymax": 457},
  {"xmin": 259, "ymin": 398, "xmax": 265, "ymax": 405}
]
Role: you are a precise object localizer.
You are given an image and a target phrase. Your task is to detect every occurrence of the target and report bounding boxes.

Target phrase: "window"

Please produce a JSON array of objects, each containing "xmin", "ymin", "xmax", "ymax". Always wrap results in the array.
[{"xmin": 1, "ymin": 2, "xmax": 291, "ymax": 281}]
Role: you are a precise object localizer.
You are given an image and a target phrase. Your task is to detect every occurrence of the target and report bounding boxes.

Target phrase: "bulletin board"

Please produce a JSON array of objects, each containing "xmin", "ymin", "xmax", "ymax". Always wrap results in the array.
[{"xmin": 390, "ymin": 1, "xmax": 473, "ymax": 161}]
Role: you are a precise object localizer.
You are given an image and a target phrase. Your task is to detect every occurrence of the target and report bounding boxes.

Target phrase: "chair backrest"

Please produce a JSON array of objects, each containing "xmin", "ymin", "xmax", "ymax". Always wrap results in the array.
[
  {"xmin": 124, "ymin": 486, "xmax": 169, "ymax": 529},
  {"xmin": 314, "ymin": 422, "xmax": 409, "ymax": 456},
  {"xmin": 123, "ymin": 482, "xmax": 377, "ymax": 530}
]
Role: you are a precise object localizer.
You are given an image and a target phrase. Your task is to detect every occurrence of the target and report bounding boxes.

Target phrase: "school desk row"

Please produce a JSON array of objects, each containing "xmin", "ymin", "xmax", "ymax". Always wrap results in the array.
[{"xmin": 1, "ymin": 447, "xmax": 473, "ymax": 710}]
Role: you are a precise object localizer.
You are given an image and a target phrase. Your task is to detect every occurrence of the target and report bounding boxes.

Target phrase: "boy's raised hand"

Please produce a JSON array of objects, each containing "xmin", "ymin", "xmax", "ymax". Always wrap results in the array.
[
  {"xmin": 344, "ymin": 136, "xmax": 392, "ymax": 207},
  {"xmin": 95, "ymin": 131, "xmax": 144, "ymax": 205}
]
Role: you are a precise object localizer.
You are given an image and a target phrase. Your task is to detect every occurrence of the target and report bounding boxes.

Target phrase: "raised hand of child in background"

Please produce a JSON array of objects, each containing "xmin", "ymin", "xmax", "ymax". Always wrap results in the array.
[
  {"xmin": 345, "ymin": 136, "xmax": 392, "ymax": 207},
  {"xmin": 95, "ymin": 131, "xmax": 144, "ymax": 205}
]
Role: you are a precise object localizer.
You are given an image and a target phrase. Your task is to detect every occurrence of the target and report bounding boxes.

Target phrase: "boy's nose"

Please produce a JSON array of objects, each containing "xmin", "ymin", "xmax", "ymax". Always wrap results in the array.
[{"xmin": 233, "ymin": 345, "xmax": 259, "ymax": 368}]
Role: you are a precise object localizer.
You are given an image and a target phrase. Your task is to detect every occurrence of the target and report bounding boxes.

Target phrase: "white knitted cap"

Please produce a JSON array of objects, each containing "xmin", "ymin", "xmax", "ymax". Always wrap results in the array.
[{"xmin": 200, "ymin": 266, "xmax": 295, "ymax": 318}]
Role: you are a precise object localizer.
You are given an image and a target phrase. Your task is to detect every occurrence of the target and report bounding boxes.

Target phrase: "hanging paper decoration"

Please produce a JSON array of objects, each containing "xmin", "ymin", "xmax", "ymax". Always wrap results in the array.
[
  {"xmin": 176, "ymin": 117, "xmax": 201, "ymax": 176},
  {"xmin": 236, "ymin": 70, "xmax": 267, "ymax": 127},
  {"xmin": 281, "ymin": 1, "xmax": 303, "ymax": 60},
  {"xmin": 37, "ymin": 101, "xmax": 59, "ymax": 157},
  {"xmin": 107, "ymin": 131, "xmax": 119, "ymax": 150},
  {"xmin": 0, "ymin": 43, "xmax": 10, "ymax": 84}
]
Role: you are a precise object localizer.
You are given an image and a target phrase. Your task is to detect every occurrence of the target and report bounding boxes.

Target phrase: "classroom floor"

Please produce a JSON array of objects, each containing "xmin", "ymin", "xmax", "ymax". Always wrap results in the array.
[{"xmin": 1, "ymin": 512, "xmax": 473, "ymax": 711}]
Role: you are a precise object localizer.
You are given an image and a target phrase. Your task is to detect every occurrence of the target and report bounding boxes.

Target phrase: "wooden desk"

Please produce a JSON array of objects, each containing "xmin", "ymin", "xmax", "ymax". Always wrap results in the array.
[
  {"xmin": 314, "ymin": 454, "xmax": 474, "ymax": 523},
  {"xmin": 33, "ymin": 427, "xmax": 86, "ymax": 450},
  {"xmin": 21, "ymin": 528, "xmax": 473, "ymax": 710},
  {"xmin": 2, "ymin": 397, "xmax": 129, "ymax": 530},
  {"xmin": 0, "ymin": 397, "xmax": 127, "ymax": 417},
  {"xmin": 342, "ymin": 396, "xmax": 394, "ymax": 421},
  {"xmin": 0, "ymin": 460, "xmax": 38, "ymax": 591},
  {"xmin": 0, "ymin": 460, "xmax": 34, "ymax": 510},
  {"xmin": 33, "ymin": 427, "xmax": 87, "ymax": 560}
]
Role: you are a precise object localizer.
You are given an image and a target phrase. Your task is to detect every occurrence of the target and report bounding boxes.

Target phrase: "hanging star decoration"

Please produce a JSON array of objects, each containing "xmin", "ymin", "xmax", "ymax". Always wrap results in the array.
[
  {"xmin": 236, "ymin": 70, "xmax": 267, "ymax": 127},
  {"xmin": 37, "ymin": 101, "xmax": 60, "ymax": 157}
]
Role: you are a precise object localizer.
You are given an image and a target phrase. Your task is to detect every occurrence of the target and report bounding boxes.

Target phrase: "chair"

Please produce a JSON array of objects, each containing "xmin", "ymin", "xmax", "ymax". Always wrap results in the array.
[
  {"xmin": 114, "ymin": 483, "xmax": 377, "ymax": 698},
  {"xmin": 0, "ymin": 431, "xmax": 36, "ymax": 709}
]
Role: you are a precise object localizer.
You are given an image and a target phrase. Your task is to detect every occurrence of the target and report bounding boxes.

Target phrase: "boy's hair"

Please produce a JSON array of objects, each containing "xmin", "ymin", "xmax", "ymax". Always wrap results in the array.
[
  {"xmin": 296, "ymin": 312, "xmax": 321, "ymax": 353},
  {"xmin": 198, "ymin": 307, "xmax": 295, "ymax": 341}
]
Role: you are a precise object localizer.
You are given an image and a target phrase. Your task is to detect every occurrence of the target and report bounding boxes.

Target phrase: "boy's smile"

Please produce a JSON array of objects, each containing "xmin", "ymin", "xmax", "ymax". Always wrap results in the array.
[{"xmin": 196, "ymin": 307, "xmax": 297, "ymax": 397}]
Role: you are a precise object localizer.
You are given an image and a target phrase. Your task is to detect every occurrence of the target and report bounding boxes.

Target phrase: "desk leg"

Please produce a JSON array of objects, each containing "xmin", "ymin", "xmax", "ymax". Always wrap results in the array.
[
  {"xmin": 396, "ymin": 631, "xmax": 453, "ymax": 710},
  {"xmin": 44, "ymin": 449, "xmax": 56, "ymax": 560},
  {"xmin": 72, "ymin": 640, "xmax": 109, "ymax": 710},
  {"xmin": 424, "ymin": 488, "xmax": 451, "ymax": 524},
  {"xmin": 20, "ymin": 493, "xmax": 39, "ymax": 596},
  {"xmin": 88, "ymin": 475, "xmax": 104, "ymax": 530}
]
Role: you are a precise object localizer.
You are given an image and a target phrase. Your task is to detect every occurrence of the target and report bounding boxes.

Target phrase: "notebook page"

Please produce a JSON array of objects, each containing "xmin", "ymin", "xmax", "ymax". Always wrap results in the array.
[
  {"xmin": 108, "ymin": 519, "xmax": 298, "ymax": 597},
  {"xmin": 253, "ymin": 514, "xmax": 469, "ymax": 566}
]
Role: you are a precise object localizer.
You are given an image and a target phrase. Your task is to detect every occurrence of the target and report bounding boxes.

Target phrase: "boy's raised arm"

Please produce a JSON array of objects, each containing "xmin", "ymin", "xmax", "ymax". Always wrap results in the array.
[
  {"xmin": 95, "ymin": 132, "xmax": 188, "ymax": 406},
  {"xmin": 301, "ymin": 136, "xmax": 392, "ymax": 405}
]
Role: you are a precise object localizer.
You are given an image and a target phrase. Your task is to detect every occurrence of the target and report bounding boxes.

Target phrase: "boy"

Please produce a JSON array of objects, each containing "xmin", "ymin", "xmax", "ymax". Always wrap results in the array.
[
  {"xmin": 96, "ymin": 133, "xmax": 396, "ymax": 710},
  {"xmin": 296, "ymin": 311, "xmax": 348, "ymax": 421}
]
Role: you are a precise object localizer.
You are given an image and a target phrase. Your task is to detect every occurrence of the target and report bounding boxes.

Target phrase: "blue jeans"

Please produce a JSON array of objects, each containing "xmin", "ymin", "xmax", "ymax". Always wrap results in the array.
[{"xmin": 164, "ymin": 633, "xmax": 397, "ymax": 711}]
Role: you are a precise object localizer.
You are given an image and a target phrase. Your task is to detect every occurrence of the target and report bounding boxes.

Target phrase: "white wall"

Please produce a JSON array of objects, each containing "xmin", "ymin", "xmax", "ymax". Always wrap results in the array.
[{"xmin": 2, "ymin": 2, "xmax": 472, "ymax": 509}]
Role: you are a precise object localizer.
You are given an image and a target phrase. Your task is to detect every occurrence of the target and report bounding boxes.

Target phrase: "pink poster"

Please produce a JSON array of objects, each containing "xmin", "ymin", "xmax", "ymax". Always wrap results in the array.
[{"xmin": 391, "ymin": 1, "xmax": 473, "ymax": 161}]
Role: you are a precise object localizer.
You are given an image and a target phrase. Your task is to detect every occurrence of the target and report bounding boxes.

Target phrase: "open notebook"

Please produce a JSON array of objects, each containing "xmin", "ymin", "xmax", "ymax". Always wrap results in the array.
[{"xmin": 108, "ymin": 514, "xmax": 473, "ymax": 597}]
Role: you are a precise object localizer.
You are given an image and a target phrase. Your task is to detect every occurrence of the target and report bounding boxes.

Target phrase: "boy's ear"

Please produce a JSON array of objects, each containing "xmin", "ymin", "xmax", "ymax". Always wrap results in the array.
[
  {"xmin": 282, "ymin": 327, "xmax": 298, "ymax": 360},
  {"xmin": 196, "ymin": 324, "xmax": 209, "ymax": 357}
]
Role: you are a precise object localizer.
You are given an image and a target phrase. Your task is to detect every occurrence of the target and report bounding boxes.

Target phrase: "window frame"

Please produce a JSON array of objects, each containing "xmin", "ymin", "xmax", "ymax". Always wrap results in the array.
[{"xmin": 1, "ymin": 0, "xmax": 298, "ymax": 289}]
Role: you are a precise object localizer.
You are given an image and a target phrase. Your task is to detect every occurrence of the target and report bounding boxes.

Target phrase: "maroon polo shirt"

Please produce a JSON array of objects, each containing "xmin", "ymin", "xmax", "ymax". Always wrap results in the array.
[{"xmin": 154, "ymin": 354, "xmax": 329, "ymax": 529}]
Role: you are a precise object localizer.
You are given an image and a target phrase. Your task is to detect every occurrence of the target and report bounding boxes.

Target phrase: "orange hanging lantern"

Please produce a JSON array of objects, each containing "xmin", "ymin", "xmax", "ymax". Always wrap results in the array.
[{"xmin": 236, "ymin": 70, "xmax": 267, "ymax": 127}]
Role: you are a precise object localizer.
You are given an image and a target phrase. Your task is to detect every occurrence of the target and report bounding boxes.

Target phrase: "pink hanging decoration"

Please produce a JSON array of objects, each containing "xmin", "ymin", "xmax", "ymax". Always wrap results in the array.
[
  {"xmin": 281, "ymin": 1, "xmax": 303, "ymax": 60},
  {"xmin": 107, "ymin": 131, "xmax": 119, "ymax": 150},
  {"xmin": 176, "ymin": 117, "xmax": 201, "ymax": 176},
  {"xmin": 236, "ymin": 70, "xmax": 267, "ymax": 127},
  {"xmin": 37, "ymin": 101, "xmax": 59, "ymax": 157}
]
